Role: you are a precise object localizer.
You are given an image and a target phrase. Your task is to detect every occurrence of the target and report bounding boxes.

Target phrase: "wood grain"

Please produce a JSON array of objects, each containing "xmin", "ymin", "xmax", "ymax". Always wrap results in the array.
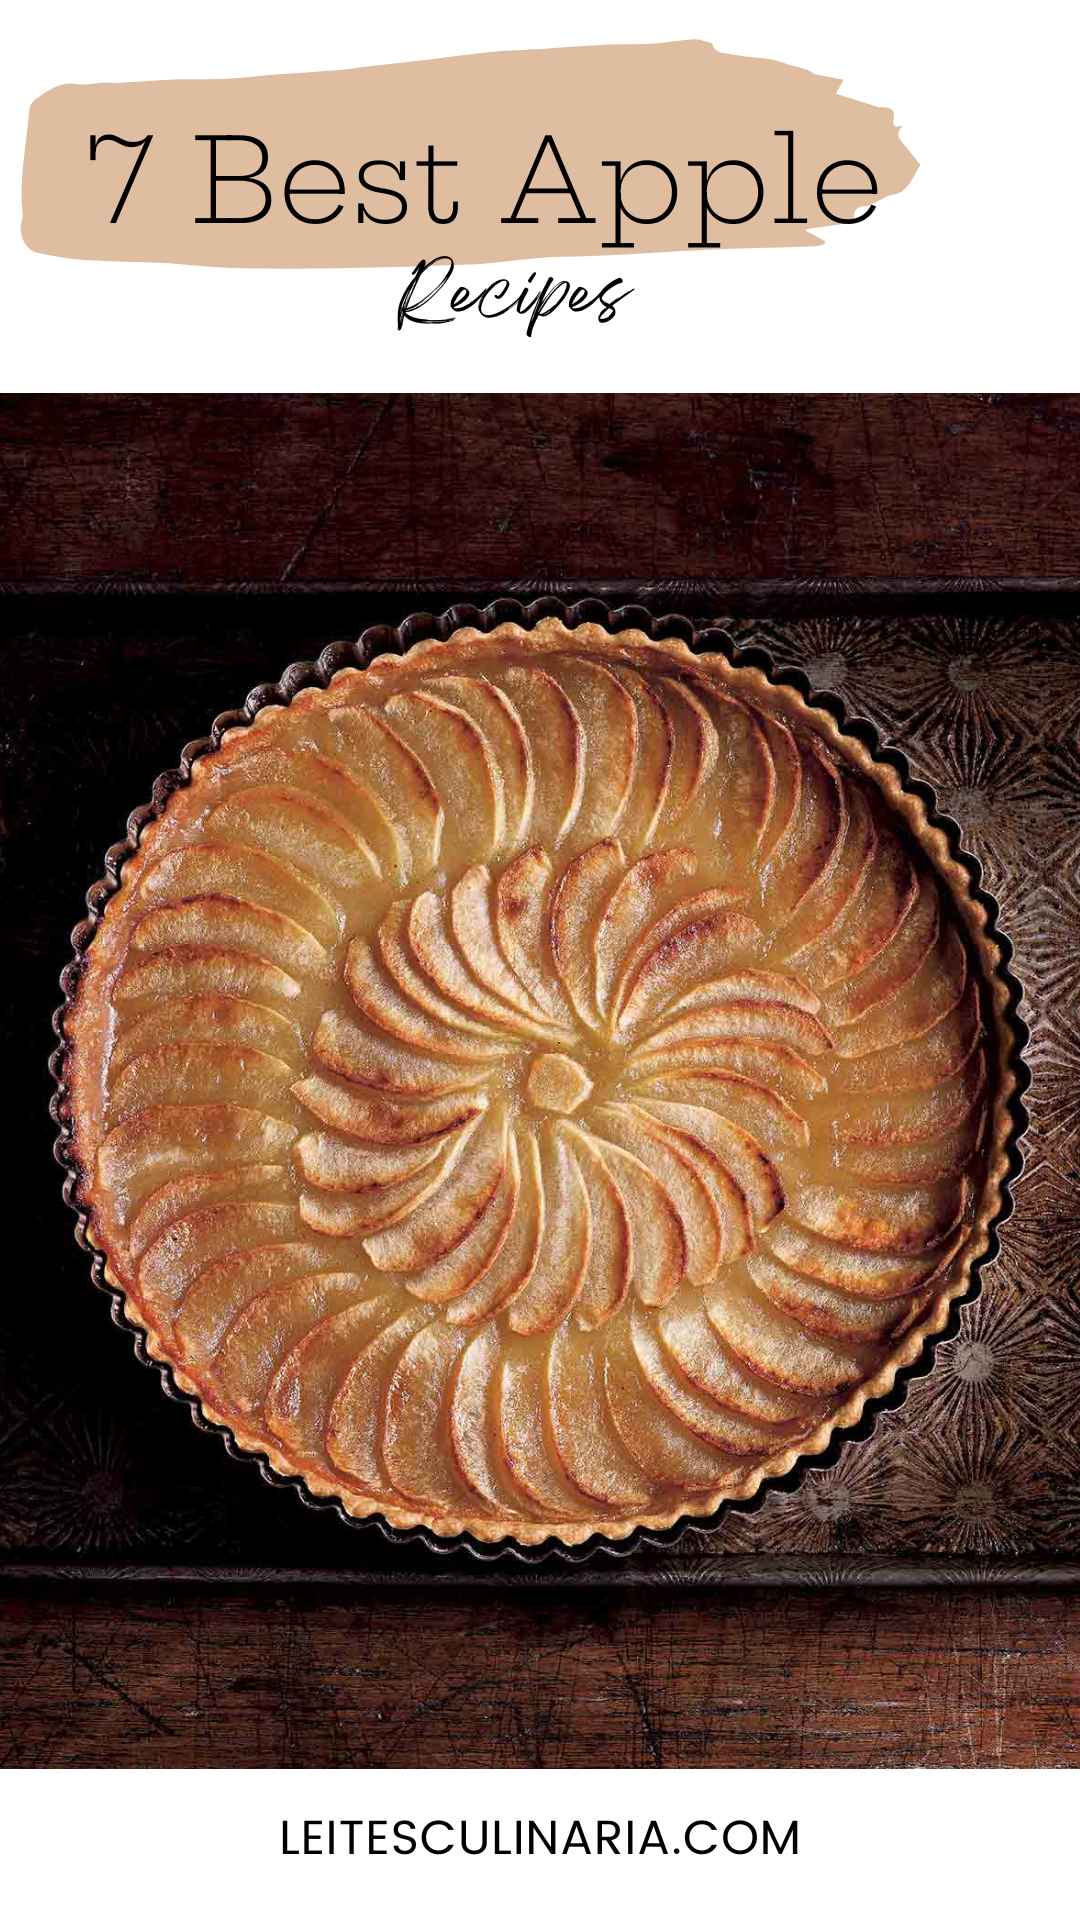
[
  {"xmin": 2, "ymin": 1587, "xmax": 1078, "ymax": 1768},
  {"xmin": 4, "ymin": 393, "xmax": 1080, "ymax": 585},
  {"xmin": 3, "ymin": 394, "xmax": 1079, "ymax": 1770}
]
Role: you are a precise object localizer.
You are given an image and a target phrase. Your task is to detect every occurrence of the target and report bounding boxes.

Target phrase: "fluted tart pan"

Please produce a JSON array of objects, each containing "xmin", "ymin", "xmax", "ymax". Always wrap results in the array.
[{"xmin": 54, "ymin": 604, "xmax": 1021, "ymax": 1553}]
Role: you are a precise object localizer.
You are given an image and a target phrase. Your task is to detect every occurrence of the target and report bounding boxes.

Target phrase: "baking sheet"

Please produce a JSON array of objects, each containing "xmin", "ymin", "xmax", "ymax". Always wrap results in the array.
[{"xmin": 6, "ymin": 580, "xmax": 1078, "ymax": 1585}]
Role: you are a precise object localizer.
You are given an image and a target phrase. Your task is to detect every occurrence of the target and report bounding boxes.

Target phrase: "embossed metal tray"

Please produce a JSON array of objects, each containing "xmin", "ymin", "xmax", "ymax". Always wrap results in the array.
[{"xmin": 5, "ymin": 579, "xmax": 1078, "ymax": 1587}]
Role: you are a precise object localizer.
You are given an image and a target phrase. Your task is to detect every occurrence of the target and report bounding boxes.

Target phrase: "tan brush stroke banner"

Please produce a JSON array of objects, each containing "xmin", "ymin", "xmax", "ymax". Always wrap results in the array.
[{"xmin": 23, "ymin": 42, "xmax": 917, "ymax": 267}]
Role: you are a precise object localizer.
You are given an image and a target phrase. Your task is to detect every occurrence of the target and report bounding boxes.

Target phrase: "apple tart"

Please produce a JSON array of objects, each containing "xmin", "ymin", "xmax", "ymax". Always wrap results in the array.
[{"xmin": 64, "ymin": 619, "xmax": 1015, "ymax": 1546}]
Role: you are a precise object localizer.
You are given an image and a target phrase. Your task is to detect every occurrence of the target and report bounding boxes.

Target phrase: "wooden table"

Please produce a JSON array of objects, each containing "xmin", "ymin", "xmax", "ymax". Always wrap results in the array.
[
  {"xmin": 3, "ymin": 1584, "xmax": 1078, "ymax": 1767},
  {"xmin": 3, "ymin": 393, "xmax": 1078, "ymax": 1769}
]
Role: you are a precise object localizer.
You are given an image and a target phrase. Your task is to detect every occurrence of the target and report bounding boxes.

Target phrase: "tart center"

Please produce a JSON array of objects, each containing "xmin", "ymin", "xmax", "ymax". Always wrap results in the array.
[{"xmin": 526, "ymin": 1051, "xmax": 593, "ymax": 1114}]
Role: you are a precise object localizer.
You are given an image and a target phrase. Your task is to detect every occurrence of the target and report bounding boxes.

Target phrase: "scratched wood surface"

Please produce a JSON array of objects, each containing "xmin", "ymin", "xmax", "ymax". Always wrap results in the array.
[
  {"xmin": 3, "ymin": 1587, "xmax": 1079, "ymax": 1767},
  {"xmin": 2, "ymin": 394, "xmax": 1079, "ymax": 1768},
  {"xmin": 4, "ymin": 392, "xmax": 1080, "ymax": 585}
]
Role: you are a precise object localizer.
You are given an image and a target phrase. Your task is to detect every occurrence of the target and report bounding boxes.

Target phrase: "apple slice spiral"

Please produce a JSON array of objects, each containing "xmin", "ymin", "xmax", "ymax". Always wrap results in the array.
[{"xmin": 67, "ymin": 621, "xmax": 998, "ymax": 1545}]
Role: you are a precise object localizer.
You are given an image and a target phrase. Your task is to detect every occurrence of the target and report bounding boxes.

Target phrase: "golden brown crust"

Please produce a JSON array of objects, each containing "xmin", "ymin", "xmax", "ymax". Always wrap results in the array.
[{"xmin": 62, "ymin": 619, "xmax": 1018, "ymax": 1547}]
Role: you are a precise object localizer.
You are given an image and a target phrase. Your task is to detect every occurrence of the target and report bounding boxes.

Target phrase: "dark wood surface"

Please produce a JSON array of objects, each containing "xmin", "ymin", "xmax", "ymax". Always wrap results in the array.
[
  {"xmin": 2, "ymin": 394, "xmax": 1079, "ymax": 1768},
  {"xmin": 3, "ymin": 1585, "xmax": 1080, "ymax": 1767},
  {"xmin": 5, "ymin": 392, "xmax": 1080, "ymax": 587}
]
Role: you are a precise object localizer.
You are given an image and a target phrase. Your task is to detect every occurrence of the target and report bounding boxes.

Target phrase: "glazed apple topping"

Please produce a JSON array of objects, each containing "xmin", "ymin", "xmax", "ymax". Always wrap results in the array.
[{"xmin": 70, "ymin": 623, "xmax": 993, "ymax": 1545}]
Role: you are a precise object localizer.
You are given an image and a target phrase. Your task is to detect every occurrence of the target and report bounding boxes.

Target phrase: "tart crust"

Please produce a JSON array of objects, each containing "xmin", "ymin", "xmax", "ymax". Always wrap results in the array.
[{"xmin": 61, "ymin": 620, "xmax": 1019, "ymax": 1548}]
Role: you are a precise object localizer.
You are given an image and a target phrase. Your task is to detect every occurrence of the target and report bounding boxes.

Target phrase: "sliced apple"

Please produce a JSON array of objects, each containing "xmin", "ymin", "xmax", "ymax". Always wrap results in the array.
[
  {"xmin": 291, "ymin": 1073, "xmax": 484, "ymax": 1146},
  {"xmin": 756, "ymin": 711, "xmax": 802, "ymax": 863},
  {"xmin": 131, "ymin": 897, "xmax": 332, "ymax": 983},
  {"xmin": 294, "ymin": 1125, "xmax": 458, "ymax": 1193},
  {"xmin": 637, "ymin": 1070, "xmax": 810, "ymax": 1157},
  {"xmin": 636, "ymin": 1097, "xmax": 784, "ymax": 1230},
  {"xmin": 832, "ymin": 921, "xmax": 968, "ymax": 1059},
  {"xmin": 593, "ymin": 848, "xmax": 697, "ymax": 1030},
  {"xmin": 633, "ymin": 1038, "xmax": 826, "ymax": 1104},
  {"xmin": 629, "ymin": 1305, "xmax": 780, "ymax": 1456},
  {"xmin": 212, "ymin": 1270, "xmax": 366, "ymax": 1418},
  {"xmin": 111, "ymin": 1042, "xmax": 294, "ymax": 1125},
  {"xmin": 638, "ymin": 1069, "xmax": 809, "ymax": 1151},
  {"xmin": 589, "ymin": 1105, "xmax": 721, "ymax": 1289},
  {"xmin": 426, "ymin": 673, "xmax": 535, "ymax": 849},
  {"xmin": 299, "ymin": 1190, "xmax": 385, "ymax": 1237},
  {"xmin": 526, "ymin": 1051, "xmax": 592, "ymax": 1116},
  {"xmin": 841, "ymin": 1109, "xmax": 985, "ymax": 1186},
  {"xmin": 659, "ymin": 1296, "xmax": 826, "ymax": 1423},
  {"xmin": 766, "ymin": 1218, "xmax": 961, "ymax": 1299},
  {"xmin": 833, "ymin": 1046, "xmax": 987, "ymax": 1146},
  {"xmin": 493, "ymin": 847, "xmax": 575, "ymax": 1025},
  {"xmin": 171, "ymin": 1240, "xmax": 330, "ymax": 1364},
  {"xmin": 128, "ymin": 1165, "xmax": 286, "ymax": 1262},
  {"xmin": 382, "ymin": 1321, "xmax": 476, "ymax": 1515},
  {"xmin": 691, "ymin": 681, "xmax": 776, "ymax": 852},
  {"xmin": 655, "ymin": 678, "xmax": 719, "ymax": 823},
  {"xmin": 324, "ymin": 706, "xmax": 442, "ymax": 876},
  {"xmin": 218, "ymin": 741, "xmax": 407, "ymax": 880},
  {"xmin": 137, "ymin": 1199, "xmax": 300, "ymax": 1312},
  {"xmin": 363, "ymin": 1108, "xmax": 507, "ymax": 1272},
  {"xmin": 604, "ymin": 1318, "xmax": 740, "ymax": 1489},
  {"xmin": 501, "ymin": 667, "xmax": 585, "ymax": 847},
  {"xmin": 837, "ymin": 975, "xmax": 980, "ymax": 1099},
  {"xmin": 138, "ymin": 842, "xmax": 343, "ymax": 949},
  {"xmin": 264, "ymin": 1293, "xmax": 397, "ymax": 1464},
  {"xmin": 405, "ymin": 1139, "xmax": 516, "ymax": 1304},
  {"xmin": 788, "ymin": 1176, "xmax": 966, "ymax": 1254},
  {"xmin": 448, "ymin": 1325, "xmax": 506, "ymax": 1509},
  {"xmin": 312, "ymin": 1007, "xmax": 490, "ymax": 1097},
  {"xmin": 615, "ymin": 895, "xmax": 763, "ymax": 1031},
  {"xmin": 558, "ymin": 658, "xmax": 639, "ymax": 843},
  {"xmin": 112, "ymin": 996, "xmax": 303, "ymax": 1078},
  {"xmin": 342, "ymin": 793, "xmax": 411, "ymax": 893},
  {"xmin": 665, "ymin": 967, "xmax": 823, "ymax": 1019},
  {"xmin": 497, "ymin": 1344, "xmax": 593, "ymax": 1518},
  {"xmin": 546, "ymin": 1323, "xmax": 652, "ymax": 1508},
  {"xmin": 634, "ymin": 1001, "xmax": 832, "ymax": 1067},
  {"xmin": 531, "ymin": 1060, "xmax": 599, "ymax": 1121},
  {"xmin": 447, "ymin": 1132, "xmax": 544, "ymax": 1325},
  {"xmin": 300, "ymin": 742, "xmax": 411, "ymax": 883},
  {"xmin": 299, "ymin": 1147, "xmax": 469, "ymax": 1236},
  {"xmin": 762, "ymin": 737, "xmax": 846, "ymax": 918},
  {"xmin": 207, "ymin": 787, "xmax": 380, "ymax": 895},
  {"xmin": 508, "ymin": 1127, "xmax": 591, "ymax": 1334},
  {"xmin": 550, "ymin": 839, "xmax": 625, "ymax": 1029},
  {"xmin": 745, "ymin": 1252, "xmax": 929, "ymax": 1345},
  {"xmin": 346, "ymin": 934, "xmax": 505, "ymax": 1060},
  {"xmin": 562, "ymin": 1126, "xmax": 632, "ymax": 1329},
  {"xmin": 408, "ymin": 893, "xmax": 549, "ymax": 1042},
  {"xmin": 450, "ymin": 866, "xmax": 569, "ymax": 1031},
  {"xmin": 528, "ymin": 1049, "xmax": 587, "ymax": 1117},
  {"xmin": 826, "ymin": 873, "xmax": 940, "ymax": 1025},
  {"xmin": 783, "ymin": 780, "xmax": 877, "ymax": 963},
  {"xmin": 705, "ymin": 1264, "xmax": 882, "ymax": 1393},
  {"xmin": 97, "ymin": 1104, "xmax": 297, "ymax": 1225},
  {"xmin": 626, "ymin": 1105, "xmax": 753, "ymax": 1261},
  {"xmin": 371, "ymin": 902, "xmax": 500, "ymax": 1041},
  {"xmin": 590, "ymin": 1134, "xmax": 686, "ymax": 1306},
  {"xmin": 798, "ymin": 825, "xmax": 917, "ymax": 992},
  {"xmin": 326, "ymin": 1303, "xmax": 433, "ymax": 1493},
  {"xmin": 609, "ymin": 667, "xmax": 674, "ymax": 849},
  {"xmin": 385, "ymin": 689, "xmax": 506, "ymax": 861},
  {"xmin": 112, "ymin": 946, "xmax": 303, "ymax": 1010}
]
